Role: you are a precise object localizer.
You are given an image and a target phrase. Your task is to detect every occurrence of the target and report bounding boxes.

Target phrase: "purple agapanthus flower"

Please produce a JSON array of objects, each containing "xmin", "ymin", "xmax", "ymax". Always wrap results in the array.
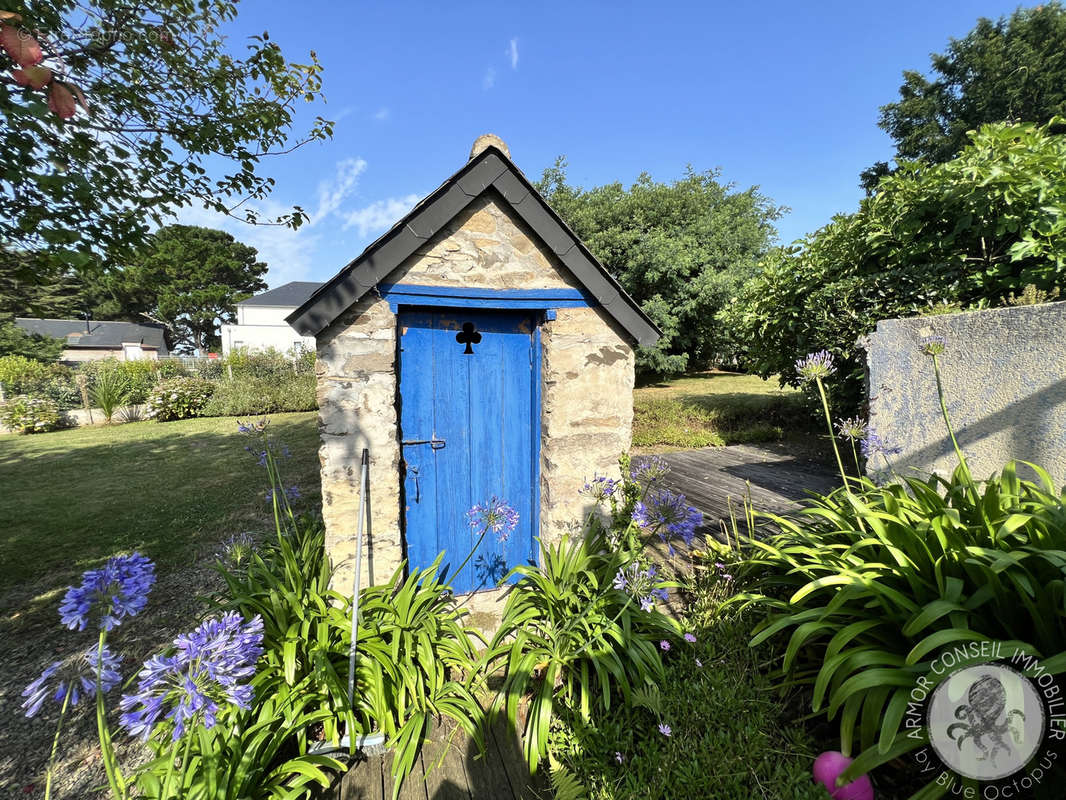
[
  {"xmin": 59, "ymin": 553, "xmax": 156, "ymax": 631},
  {"xmin": 119, "ymin": 612, "xmax": 264, "ymax": 742},
  {"xmin": 629, "ymin": 455, "xmax": 670, "ymax": 485},
  {"xmin": 632, "ymin": 490, "xmax": 703, "ymax": 545},
  {"xmin": 683, "ymin": 632, "xmax": 697, "ymax": 643},
  {"xmin": 265, "ymin": 485, "xmax": 301, "ymax": 503},
  {"xmin": 795, "ymin": 350, "xmax": 836, "ymax": 383},
  {"xmin": 919, "ymin": 335, "xmax": 946, "ymax": 356},
  {"xmin": 581, "ymin": 475, "xmax": 619, "ymax": 503},
  {"xmin": 466, "ymin": 497, "xmax": 519, "ymax": 543},
  {"xmin": 861, "ymin": 431, "xmax": 902, "ymax": 460},
  {"xmin": 835, "ymin": 416, "xmax": 867, "ymax": 442},
  {"xmin": 217, "ymin": 533, "xmax": 256, "ymax": 568},
  {"xmin": 237, "ymin": 418, "xmax": 269, "ymax": 435},
  {"xmin": 22, "ymin": 645, "xmax": 122, "ymax": 718},
  {"xmin": 613, "ymin": 561, "xmax": 665, "ymax": 611},
  {"xmin": 658, "ymin": 723, "xmax": 672, "ymax": 737}
]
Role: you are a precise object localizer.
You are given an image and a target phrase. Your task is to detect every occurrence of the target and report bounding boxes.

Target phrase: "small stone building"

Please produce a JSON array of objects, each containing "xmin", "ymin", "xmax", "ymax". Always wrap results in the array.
[{"xmin": 287, "ymin": 136, "xmax": 658, "ymax": 615}]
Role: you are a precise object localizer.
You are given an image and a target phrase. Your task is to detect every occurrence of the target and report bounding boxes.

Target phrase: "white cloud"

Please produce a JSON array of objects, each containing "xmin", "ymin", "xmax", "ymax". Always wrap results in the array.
[
  {"xmin": 372, "ymin": 107, "xmax": 390, "ymax": 122},
  {"xmin": 310, "ymin": 157, "xmax": 366, "ymax": 225},
  {"xmin": 482, "ymin": 66, "xmax": 496, "ymax": 90},
  {"xmin": 342, "ymin": 194, "xmax": 422, "ymax": 239},
  {"xmin": 508, "ymin": 38, "xmax": 519, "ymax": 70}
]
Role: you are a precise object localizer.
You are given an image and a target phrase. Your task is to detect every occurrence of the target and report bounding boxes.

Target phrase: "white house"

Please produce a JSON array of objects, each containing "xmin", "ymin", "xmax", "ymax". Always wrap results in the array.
[{"xmin": 220, "ymin": 281, "xmax": 322, "ymax": 356}]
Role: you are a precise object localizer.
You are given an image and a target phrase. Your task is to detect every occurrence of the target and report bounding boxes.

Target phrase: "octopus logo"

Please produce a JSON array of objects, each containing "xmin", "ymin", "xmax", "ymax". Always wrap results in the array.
[{"xmin": 927, "ymin": 664, "xmax": 1046, "ymax": 781}]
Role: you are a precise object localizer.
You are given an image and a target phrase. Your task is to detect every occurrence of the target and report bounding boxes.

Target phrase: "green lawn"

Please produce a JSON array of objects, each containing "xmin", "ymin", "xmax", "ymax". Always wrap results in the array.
[
  {"xmin": 633, "ymin": 371, "xmax": 813, "ymax": 450},
  {"xmin": 0, "ymin": 412, "xmax": 319, "ymax": 617}
]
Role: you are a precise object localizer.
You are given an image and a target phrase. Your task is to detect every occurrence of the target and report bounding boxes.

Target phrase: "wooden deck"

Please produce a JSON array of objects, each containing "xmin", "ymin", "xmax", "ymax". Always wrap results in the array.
[
  {"xmin": 655, "ymin": 442, "xmax": 839, "ymax": 539},
  {"xmin": 329, "ymin": 719, "xmax": 547, "ymax": 800}
]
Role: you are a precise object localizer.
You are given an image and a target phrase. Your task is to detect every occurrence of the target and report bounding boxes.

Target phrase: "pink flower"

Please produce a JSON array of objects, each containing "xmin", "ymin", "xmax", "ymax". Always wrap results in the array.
[
  {"xmin": 683, "ymin": 632, "xmax": 696, "ymax": 643},
  {"xmin": 47, "ymin": 81, "xmax": 76, "ymax": 118},
  {"xmin": 658, "ymin": 723, "xmax": 671, "ymax": 737},
  {"xmin": 12, "ymin": 64, "xmax": 50, "ymax": 89},
  {"xmin": 1, "ymin": 24, "xmax": 42, "ymax": 67},
  {"xmin": 659, "ymin": 640, "xmax": 670, "ymax": 651}
]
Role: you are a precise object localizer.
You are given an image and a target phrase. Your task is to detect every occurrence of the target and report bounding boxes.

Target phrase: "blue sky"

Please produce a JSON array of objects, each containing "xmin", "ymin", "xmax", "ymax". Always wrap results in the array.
[{"xmin": 185, "ymin": 0, "xmax": 1032, "ymax": 288}]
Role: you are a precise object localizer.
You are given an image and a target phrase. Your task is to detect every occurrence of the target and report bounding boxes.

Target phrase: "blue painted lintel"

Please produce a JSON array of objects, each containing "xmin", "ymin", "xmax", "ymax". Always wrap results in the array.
[{"xmin": 379, "ymin": 282, "xmax": 595, "ymax": 313}]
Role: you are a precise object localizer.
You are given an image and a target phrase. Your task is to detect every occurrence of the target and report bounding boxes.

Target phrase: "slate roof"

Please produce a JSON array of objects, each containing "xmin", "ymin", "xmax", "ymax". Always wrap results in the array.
[
  {"xmin": 15, "ymin": 318, "xmax": 168, "ymax": 351},
  {"xmin": 285, "ymin": 146, "xmax": 660, "ymax": 346},
  {"xmin": 239, "ymin": 281, "xmax": 324, "ymax": 308}
]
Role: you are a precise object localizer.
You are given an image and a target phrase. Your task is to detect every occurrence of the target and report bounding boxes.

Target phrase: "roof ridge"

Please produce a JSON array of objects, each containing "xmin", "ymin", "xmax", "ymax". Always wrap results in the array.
[{"xmin": 285, "ymin": 145, "xmax": 659, "ymax": 346}]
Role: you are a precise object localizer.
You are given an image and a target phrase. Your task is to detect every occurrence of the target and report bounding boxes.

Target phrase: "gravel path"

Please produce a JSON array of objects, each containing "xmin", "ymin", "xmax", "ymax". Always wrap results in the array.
[{"xmin": 0, "ymin": 531, "xmax": 262, "ymax": 799}]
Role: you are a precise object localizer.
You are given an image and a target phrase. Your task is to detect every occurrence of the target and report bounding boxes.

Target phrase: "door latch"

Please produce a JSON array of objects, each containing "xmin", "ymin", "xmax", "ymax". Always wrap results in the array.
[{"xmin": 401, "ymin": 438, "xmax": 446, "ymax": 450}]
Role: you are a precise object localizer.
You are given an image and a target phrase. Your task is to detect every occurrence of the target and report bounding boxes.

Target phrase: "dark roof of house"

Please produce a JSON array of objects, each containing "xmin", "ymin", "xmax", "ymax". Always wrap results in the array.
[
  {"xmin": 285, "ymin": 146, "xmax": 660, "ymax": 346},
  {"xmin": 240, "ymin": 281, "xmax": 324, "ymax": 308},
  {"xmin": 14, "ymin": 318, "xmax": 168, "ymax": 350}
]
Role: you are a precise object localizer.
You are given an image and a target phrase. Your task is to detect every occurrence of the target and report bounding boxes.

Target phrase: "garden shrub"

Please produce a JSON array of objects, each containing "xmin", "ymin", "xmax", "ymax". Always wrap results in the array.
[
  {"xmin": 487, "ymin": 458, "xmax": 695, "ymax": 773},
  {"xmin": 723, "ymin": 118, "xmax": 1066, "ymax": 411},
  {"xmin": 730, "ymin": 341, "xmax": 1066, "ymax": 796},
  {"xmin": 78, "ymin": 358, "xmax": 186, "ymax": 405},
  {"xmin": 0, "ymin": 354, "xmax": 78, "ymax": 408},
  {"xmin": 0, "ymin": 394, "xmax": 63, "ymax": 433},
  {"xmin": 144, "ymin": 376, "xmax": 214, "ymax": 421},
  {"xmin": 201, "ymin": 374, "xmax": 317, "ymax": 416}
]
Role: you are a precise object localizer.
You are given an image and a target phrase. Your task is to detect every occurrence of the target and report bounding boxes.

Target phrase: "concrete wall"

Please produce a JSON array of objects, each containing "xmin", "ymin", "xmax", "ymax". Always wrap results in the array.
[
  {"xmin": 61, "ymin": 348, "xmax": 160, "ymax": 362},
  {"xmin": 314, "ymin": 193, "xmax": 634, "ymax": 628},
  {"xmin": 220, "ymin": 321, "xmax": 315, "ymax": 357},
  {"xmin": 238, "ymin": 305, "xmax": 294, "ymax": 326},
  {"xmin": 866, "ymin": 301, "xmax": 1066, "ymax": 486}
]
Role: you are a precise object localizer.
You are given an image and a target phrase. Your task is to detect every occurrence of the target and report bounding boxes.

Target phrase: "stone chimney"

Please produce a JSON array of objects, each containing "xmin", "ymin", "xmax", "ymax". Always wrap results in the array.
[{"xmin": 469, "ymin": 133, "xmax": 510, "ymax": 160}]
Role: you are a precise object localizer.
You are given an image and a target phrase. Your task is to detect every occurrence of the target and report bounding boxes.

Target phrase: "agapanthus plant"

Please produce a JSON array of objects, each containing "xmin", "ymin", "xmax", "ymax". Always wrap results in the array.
[
  {"xmin": 629, "ymin": 455, "xmax": 670, "ymax": 485},
  {"xmin": 22, "ymin": 644, "xmax": 122, "ymax": 717},
  {"xmin": 632, "ymin": 489, "xmax": 703, "ymax": 546},
  {"xmin": 449, "ymin": 498, "xmax": 520, "ymax": 591},
  {"xmin": 22, "ymin": 643, "xmax": 123, "ymax": 799},
  {"xmin": 25, "ymin": 553, "xmax": 157, "ymax": 800},
  {"xmin": 581, "ymin": 474, "xmax": 620, "ymax": 504},
  {"xmin": 795, "ymin": 350, "xmax": 852, "ymax": 491},
  {"xmin": 59, "ymin": 552, "xmax": 155, "ymax": 631},
  {"xmin": 794, "ymin": 350, "xmax": 836, "ymax": 383},
  {"xmin": 613, "ymin": 561, "xmax": 669, "ymax": 612},
  {"xmin": 466, "ymin": 496, "xmax": 520, "ymax": 541},
  {"xmin": 120, "ymin": 612, "xmax": 265, "ymax": 742}
]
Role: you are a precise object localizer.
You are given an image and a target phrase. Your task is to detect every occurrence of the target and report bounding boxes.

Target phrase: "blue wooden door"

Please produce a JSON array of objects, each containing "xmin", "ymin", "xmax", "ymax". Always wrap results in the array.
[{"xmin": 398, "ymin": 308, "xmax": 538, "ymax": 592}]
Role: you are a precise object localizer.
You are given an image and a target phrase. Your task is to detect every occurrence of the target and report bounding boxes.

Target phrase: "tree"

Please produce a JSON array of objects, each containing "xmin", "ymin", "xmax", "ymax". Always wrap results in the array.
[
  {"xmin": 0, "ymin": 2, "xmax": 330, "ymax": 270},
  {"xmin": 726, "ymin": 119, "xmax": 1066, "ymax": 410},
  {"xmin": 862, "ymin": 3, "xmax": 1066, "ymax": 190},
  {"xmin": 537, "ymin": 161, "xmax": 784, "ymax": 379},
  {"xmin": 0, "ymin": 247, "xmax": 76, "ymax": 361},
  {"xmin": 102, "ymin": 225, "xmax": 267, "ymax": 353},
  {"xmin": 0, "ymin": 320, "xmax": 63, "ymax": 360}
]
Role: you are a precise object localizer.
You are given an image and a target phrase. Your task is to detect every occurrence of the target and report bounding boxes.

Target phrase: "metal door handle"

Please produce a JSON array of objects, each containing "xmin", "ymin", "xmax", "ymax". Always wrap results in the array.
[{"xmin": 401, "ymin": 438, "xmax": 446, "ymax": 450}]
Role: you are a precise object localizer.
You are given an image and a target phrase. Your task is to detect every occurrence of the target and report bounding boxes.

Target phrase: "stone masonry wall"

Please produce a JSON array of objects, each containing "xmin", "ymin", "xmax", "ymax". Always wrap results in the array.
[
  {"xmin": 316, "ymin": 192, "xmax": 635, "ymax": 618},
  {"xmin": 866, "ymin": 301, "xmax": 1066, "ymax": 487}
]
